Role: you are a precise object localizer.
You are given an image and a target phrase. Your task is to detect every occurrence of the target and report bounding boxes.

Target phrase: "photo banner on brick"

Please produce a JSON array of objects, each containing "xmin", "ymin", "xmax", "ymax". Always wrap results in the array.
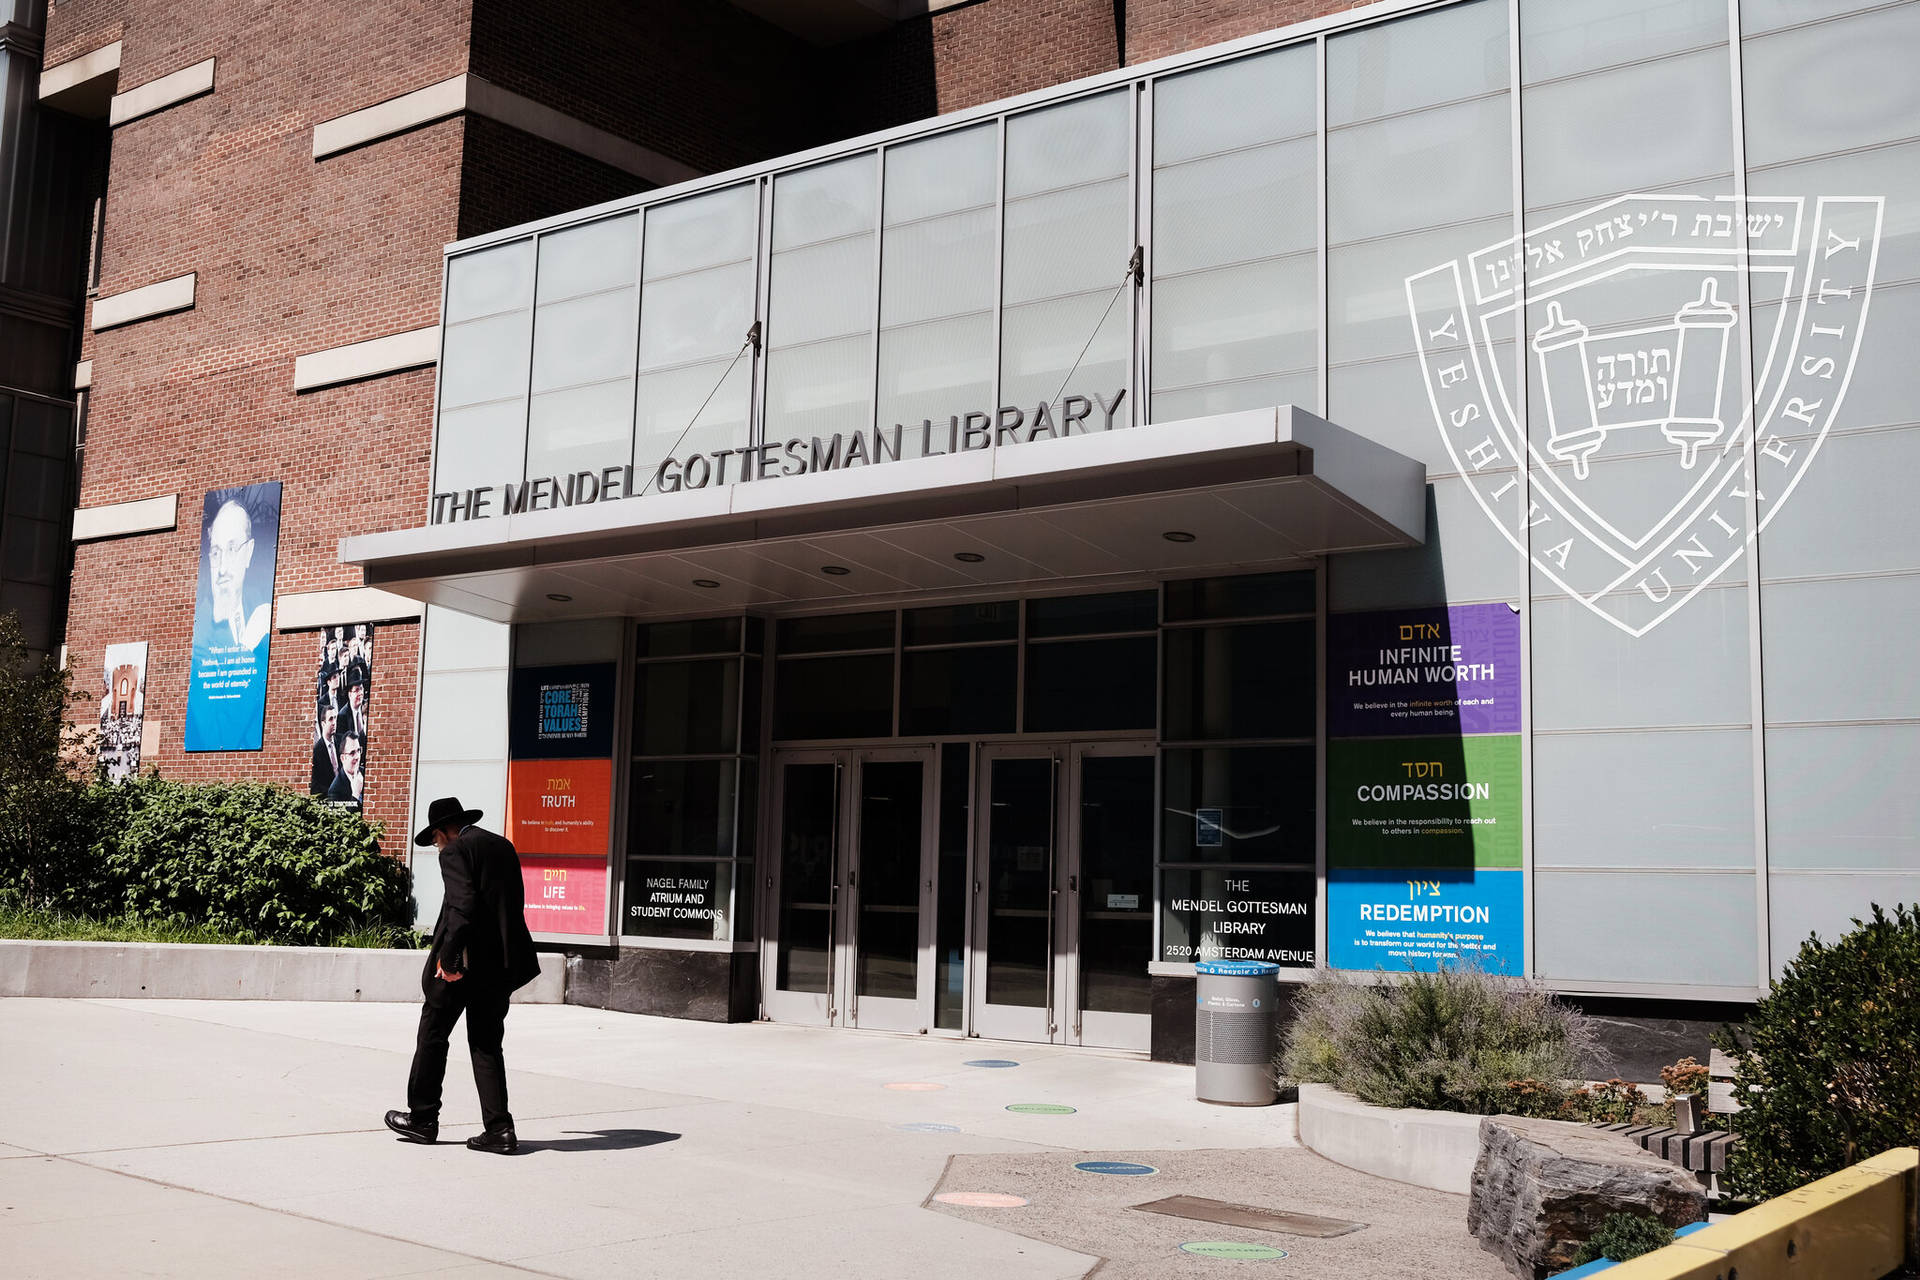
[
  {"xmin": 98, "ymin": 641, "xmax": 148, "ymax": 784},
  {"xmin": 184, "ymin": 481, "xmax": 282, "ymax": 752},
  {"xmin": 310, "ymin": 623, "xmax": 374, "ymax": 811}
]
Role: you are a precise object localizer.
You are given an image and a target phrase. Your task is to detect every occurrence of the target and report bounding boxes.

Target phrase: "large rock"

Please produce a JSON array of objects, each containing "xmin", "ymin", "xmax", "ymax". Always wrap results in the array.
[{"xmin": 1468, "ymin": 1115, "xmax": 1706, "ymax": 1278}]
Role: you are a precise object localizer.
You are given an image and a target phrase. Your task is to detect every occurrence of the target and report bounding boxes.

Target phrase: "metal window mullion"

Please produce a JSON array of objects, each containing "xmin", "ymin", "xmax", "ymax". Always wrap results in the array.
[
  {"xmin": 869, "ymin": 149, "xmax": 886, "ymax": 438},
  {"xmin": 990, "ymin": 114, "xmax": 1007, "ymax": 438},
  {"xmin": 751, "ymin": 176, "xmax": 775, "ymax": 453},
  {"xmin": 521, "ymin": 237, "xmax": 541, "ymax": 483},
  {"xmin": 1316, "ymin": 32, "xmax": 1329, "ymax": 415},
  {"xmin": 1133, "ymin": 79, "xmax": 1148, "ymax": 428},
  {"xmin": 628, "ymin": 212, "xmax": 646, "ymax": 474},
  {"xmin": 1726, "ymin": 0, "xmax": 1772, "ymax": 993},
  {"xmin": 1508, "ymin": 0, "xmax": 1537, "ymax": 982},
  {"xmin": 1314, "ymin": 557, "xmax": 1328, "ymax": 968}
]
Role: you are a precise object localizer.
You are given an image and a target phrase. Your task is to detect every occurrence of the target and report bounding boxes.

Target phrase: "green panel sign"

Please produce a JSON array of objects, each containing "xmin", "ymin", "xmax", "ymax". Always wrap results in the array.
[
  {"xmin": 1179, "ymin": 1241, "xmax": 1289, "ymax": 1260},
  {"xmin": 1327, "ymin": 734, "xmax": 1521, "ymax": 870}
]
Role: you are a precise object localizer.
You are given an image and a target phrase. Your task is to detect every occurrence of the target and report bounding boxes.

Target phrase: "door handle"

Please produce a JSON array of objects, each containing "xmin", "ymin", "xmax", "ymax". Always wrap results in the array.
[{"xmin": 1068, "ymin": 875, "xmax": 1077, "ymax": 892}]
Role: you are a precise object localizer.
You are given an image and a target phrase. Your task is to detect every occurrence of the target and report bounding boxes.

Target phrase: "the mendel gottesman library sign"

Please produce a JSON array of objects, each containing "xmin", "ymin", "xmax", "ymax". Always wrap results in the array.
[{"xmin": 428, "ymin": 389, "xmax": 1131, "ymax": 526}]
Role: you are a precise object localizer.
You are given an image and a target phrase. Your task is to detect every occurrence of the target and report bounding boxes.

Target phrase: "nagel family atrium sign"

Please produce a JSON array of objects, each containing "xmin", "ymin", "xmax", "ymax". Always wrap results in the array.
[
  {"xmin": 1408, "ymin": 193, "xmax": 1882, "ymax": 636},
  {"xmin": 427, "ymin": 390, "xmax": 1130, "ymax": 526}
]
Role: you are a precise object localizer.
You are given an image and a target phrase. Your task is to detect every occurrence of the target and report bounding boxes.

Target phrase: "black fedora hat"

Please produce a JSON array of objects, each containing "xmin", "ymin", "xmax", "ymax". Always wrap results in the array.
[{"xmin": 414, "ymin": 796, "xmax": 483, "ymax": 846}]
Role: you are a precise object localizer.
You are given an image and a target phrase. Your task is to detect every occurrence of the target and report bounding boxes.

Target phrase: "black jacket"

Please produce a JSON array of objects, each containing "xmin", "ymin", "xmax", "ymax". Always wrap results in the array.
[
  {"xmin": 309, "ymin": 739, "xmax": 337, "ymax": 795},
  {"xmin": 425, "ymin": 824, "xmax": 541, "ymax": 1002}
]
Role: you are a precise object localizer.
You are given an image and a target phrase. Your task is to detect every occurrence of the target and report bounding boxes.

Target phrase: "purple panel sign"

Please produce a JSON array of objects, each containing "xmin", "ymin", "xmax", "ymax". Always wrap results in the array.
[{"xmin": 1329, "ymin": 603, "xmax": 1521, "ymax": 738}]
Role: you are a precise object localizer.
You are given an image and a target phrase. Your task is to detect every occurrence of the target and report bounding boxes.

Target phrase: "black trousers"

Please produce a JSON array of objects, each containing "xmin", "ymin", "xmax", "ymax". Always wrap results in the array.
[{"xmin": 406, "ymin": 979, "xmax": 513, "ymax": 1132}]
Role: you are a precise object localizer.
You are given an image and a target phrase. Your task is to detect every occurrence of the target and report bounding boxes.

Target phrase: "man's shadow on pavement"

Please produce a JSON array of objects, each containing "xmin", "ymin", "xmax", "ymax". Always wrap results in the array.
[{"xmin": 514, "ymin": 1128, "xmax": 681, "ymax": 1155}]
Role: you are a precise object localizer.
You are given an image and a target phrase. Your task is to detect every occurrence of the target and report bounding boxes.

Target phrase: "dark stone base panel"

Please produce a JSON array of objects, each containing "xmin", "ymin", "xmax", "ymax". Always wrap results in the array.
[
  {"xmin": 1562, "ymin": 996, "xmax": 1754, "ymax": 1083},
  {"xmin": 564, "ymin": 949, "xmax": 757, "ymax": 1022},
  {"xmin": 1151, "ymin": 975, "xmax": 1196, "ymax": 1064}
]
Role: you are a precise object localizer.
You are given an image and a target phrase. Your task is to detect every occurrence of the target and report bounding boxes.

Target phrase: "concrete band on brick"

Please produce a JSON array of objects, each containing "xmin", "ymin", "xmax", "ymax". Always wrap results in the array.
[
  {"xmin": 72, "ymin": 493, "xmax": 179, "ymax": 542},
  {"xmin": 73, "ymin": 360, "xmax": 92, "ymax": 390},
  {"xmin": 292, "ymin": 326, "xmax": 439, "ymax": 392},
  {"xmin": 1295, "ymin": 1083, "xmax": 1484, "ymax": 1195},
  {"xmin": 312, "ymin": 73, "xmax": 699, "ymax": 186},
  {"xmin": 90, "ymin": 272, "xmax": 195, "ymax": 330},
  {"xmin": 38, "ymin": 39, "xmax": 122, "ymax": 103},
  {"xmin": 109, "ymin": 57, "xmax": 217, "ymax": 127},
  {"xmin": 275, "ymin": 586, "xmax": 423, "ymax": 631}
]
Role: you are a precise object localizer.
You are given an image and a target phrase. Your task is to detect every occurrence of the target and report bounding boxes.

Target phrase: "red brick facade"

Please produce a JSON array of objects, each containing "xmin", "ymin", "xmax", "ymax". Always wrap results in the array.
[{"xmin": 48, "ymin": 0, "xmax": 1366, "ymax": 851}]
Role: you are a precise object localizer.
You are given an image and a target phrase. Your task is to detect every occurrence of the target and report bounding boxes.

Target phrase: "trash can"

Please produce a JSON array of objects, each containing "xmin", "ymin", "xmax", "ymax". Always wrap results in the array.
[{"xmin": 1195, "ymin": 959, "xmax": 1280, "ymax": 1106}]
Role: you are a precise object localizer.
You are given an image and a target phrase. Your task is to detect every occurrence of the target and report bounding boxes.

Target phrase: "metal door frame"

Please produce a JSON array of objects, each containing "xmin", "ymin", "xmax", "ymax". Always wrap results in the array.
[
  {"xmin": 1068, "ymin": 740, "xmax": 1155, "ymax": 1052},
  {"xmin": 842, "ymin": 746, "xmax": 938, "ymax": 1032},
  {"xmin": 760, "ymin": 749, "xmax": 845, "ymax": 1026},
  {"xmin": 968, "ymin": 742, "xmax": 1067, "ymax": 1043}
]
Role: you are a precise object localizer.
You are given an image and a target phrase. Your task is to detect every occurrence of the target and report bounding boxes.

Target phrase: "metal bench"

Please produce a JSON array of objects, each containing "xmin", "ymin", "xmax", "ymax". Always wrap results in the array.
[{"xmin": 1585, "ymin": 1051, "xmax": 1748, "ymax": 1194}]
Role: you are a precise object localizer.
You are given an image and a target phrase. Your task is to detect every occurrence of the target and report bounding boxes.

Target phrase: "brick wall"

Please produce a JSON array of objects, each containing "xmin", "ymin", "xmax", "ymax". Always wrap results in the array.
[
  {"xmin": 51, "ymin": 0, "xmax": 474, "ymax": 848},
  {"xmin": 1124, "ymin": 0, "xmax": 1376, "ymax": 65},
  {"xmin": 457, "ymin": 115, "xmax": 652, "ymax": 242}
]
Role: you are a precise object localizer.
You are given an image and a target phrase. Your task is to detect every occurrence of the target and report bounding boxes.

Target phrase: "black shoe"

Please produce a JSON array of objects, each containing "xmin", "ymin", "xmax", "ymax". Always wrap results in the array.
[
  {"xmin": 384, "ymin": 1110, "xmax": 438, "ymax": 1144},
  {"xmin": 466, "ymin": 1127, "xmax": 518, "ymax": 1154}
]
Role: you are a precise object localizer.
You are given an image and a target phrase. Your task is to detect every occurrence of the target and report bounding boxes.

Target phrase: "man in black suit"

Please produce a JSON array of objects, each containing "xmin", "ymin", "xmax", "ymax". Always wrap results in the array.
[
  {"xmin": 384, "ymin": 797, "xmax": 541, "ymax": 1153},
  {"xmin": 309, "ymin": 703, "xmax": 340, "ymax": 796}
]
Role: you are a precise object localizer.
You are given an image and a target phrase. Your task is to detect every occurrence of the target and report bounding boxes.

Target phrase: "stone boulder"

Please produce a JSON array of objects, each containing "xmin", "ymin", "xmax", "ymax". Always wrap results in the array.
[{"xmin": 1468, "ymin": 1115, "xmax": 1706, "ymax": 1278}]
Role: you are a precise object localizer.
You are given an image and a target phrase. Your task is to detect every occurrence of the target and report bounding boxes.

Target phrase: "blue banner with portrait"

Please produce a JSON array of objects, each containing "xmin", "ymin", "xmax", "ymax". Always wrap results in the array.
[{"xmin": 184, "ymin": 481, "xmax": 282, "ymax": 752}]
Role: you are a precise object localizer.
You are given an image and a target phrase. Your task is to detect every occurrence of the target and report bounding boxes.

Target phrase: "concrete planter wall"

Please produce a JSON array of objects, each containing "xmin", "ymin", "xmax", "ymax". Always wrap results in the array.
[
  {"xmin": 0, "ymin": 939, "xmax": 565, "ymax": 1003},
  {"xmin": 1296, "ymin": 1083, "xmax": 1484, "ymax": 1195}
]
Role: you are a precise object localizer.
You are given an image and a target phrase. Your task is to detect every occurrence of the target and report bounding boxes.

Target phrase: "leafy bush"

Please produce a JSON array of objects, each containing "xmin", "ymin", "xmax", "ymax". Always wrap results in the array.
[
  {"xmin": 1278, "ymin": 965, "xmax": 1600, "ymax": 1115},
  {"xmin": 74, "ymin": 777, "xmax": 412, "ymax": 946},
  {"xmin": 1570, "ymin": 1212, "xmax": 1675, "ymax": 1265},
  {"xmin": 0, "ymin": 613, "xmax": 95, "ymax": 907},
  {"xmin": 1724, "ymin": 903, "xmax": 1920, "ymax": 1201}
]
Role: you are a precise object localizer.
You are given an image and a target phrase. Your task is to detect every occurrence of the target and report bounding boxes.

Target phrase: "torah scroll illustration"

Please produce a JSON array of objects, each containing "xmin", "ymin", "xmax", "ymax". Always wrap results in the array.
[{"xmin": 1531, "ymin": 278, "xmax": 1738, "ymax": 480}]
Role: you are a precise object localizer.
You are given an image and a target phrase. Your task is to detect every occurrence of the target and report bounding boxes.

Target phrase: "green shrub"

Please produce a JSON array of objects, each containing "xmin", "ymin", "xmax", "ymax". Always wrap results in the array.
[
  {"xmin": 79, "ymin": 777, "xmax": 411, "ymax": 946},
  {"xmin": 1569, "ymin": 1212, "xmax": 1675, "ymax": 1265},
  {"xmin": 0, "ymin": 613, "xmax": 95, "ymax": 907},
  {"xmin": 1724, "ymin": 903, "xmax": 1920, "ymax": 1201},
  {"xmin": 1278, "ymin": 965, "xmax": 1599, "ymax": 1115}
]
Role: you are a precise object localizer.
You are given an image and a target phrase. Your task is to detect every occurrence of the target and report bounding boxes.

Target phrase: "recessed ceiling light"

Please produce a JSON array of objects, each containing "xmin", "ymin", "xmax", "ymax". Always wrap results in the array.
[
  {"xmin": 692, "ymin": 579, "xmax": 721, "ymax": 589},
  {"xmin": 953, "ymin": 551, "xmax": 986, "ymax": 563},
  {"xmin": 546, "ymin": 592, "xmax": 573, "ymax": 602},
  {"xmin": 1162, "ymin": 530, "xmax": 1197, "ymax": 543},
  {"xmin": 821, "ymin": 565, "xmax": 851, "ymax": 576}
]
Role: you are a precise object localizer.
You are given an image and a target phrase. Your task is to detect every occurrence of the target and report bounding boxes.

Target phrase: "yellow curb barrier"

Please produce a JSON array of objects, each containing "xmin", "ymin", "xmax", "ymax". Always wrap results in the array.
[{"xmin": 1602, "ymin": 1147, "xmax": 1917, "ymax": 1280}]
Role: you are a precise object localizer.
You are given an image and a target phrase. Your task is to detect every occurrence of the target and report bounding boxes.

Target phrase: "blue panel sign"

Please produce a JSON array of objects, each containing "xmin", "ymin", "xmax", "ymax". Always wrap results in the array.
[
  {"xmin": 1074, "ymin": 1161, "xmax": 1158, "ymax": 1176},
  {"xmin": 964, "ymin": 1059, "xmax": 1020, "ymax": 1068},
  {"xmin": 185, "ymin": 481, "xmax": 282, "ymax": 752},
  {"xmin": 1195, "ymin": 807, "xmax": 1224, "ymax": 847},
  {"xmin": 1327, "ymin": 868, "xmax": 1523, "ymax": 972}
]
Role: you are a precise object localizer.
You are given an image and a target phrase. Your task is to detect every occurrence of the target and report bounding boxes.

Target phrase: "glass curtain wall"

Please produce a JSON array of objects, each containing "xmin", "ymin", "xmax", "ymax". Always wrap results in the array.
[
  {"xmin": 764, "ymin": 156, "xmax": 879, "ymax": 446},
  {"xmin": 1150, "ymin": 44, "xmax": 1319, "ymax": 421},
  {"xmin": 1743, "ymin": 0, "xmax": 1920, "ymax": 967},
  {"xmin": 528, "ymin": 214, "xmax": 638, "ymax": 481},
  {"xmin": 436, "ymin": 239, "xmax": 533, "ymax": 497}
]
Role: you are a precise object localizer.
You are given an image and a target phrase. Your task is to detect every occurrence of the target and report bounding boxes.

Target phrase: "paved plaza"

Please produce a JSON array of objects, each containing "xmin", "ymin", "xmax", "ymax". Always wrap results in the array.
[{"xmin": 0, "ymin": 998, "xmax": 1501, "ymax": 1278}]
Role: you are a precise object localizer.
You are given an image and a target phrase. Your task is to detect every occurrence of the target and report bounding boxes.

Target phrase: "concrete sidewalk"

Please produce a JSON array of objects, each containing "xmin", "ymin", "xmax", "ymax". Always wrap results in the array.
[{"xmin": 0, "ymin": 998, "xmax": 1501, "ymax": 1278}]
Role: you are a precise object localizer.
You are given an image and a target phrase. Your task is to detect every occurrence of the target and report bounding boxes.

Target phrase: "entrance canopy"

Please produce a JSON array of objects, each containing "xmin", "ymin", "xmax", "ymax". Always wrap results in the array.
[{"xmin": 340, "ymin": 406, "xmax": 1425, "ymax": 623}]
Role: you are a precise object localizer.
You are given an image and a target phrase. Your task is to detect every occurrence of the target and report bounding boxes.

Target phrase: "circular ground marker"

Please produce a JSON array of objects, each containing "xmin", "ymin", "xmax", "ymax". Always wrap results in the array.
[
  {"xmin": 893, "ymin": 1122, "xmax": 962, "ymax": 1133},
  {"xmin": 885, "ymin": 1082, "xmax": 946, "ymax": 1091},
  {"xmin": 1005, "ymin": 1102, "xmax": 1076, "ymax": 1115},
  {"xmin": 1074, "ymin": 1160, "xmax": 1158, "ymax": 1176},
  {"xmin": 935, "ymin": 1191, "xmax": 1028, "ymax": 1208},
  {"xmin": 964, "ymin": 1058, "xmax": 1020, "ymax": 1068},
  {"xmin": 1180, "ymin": 1242, "xmax": 1289, "ymax": 1261}
]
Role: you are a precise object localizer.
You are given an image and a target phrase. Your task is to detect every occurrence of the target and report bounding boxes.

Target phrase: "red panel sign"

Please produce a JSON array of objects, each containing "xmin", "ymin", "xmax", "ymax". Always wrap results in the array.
[
  {"xmin": 520, "ymin": 854, "xmax": 609, "ymax": 936},
  {"xmin": 507, "ymin": 757, "xmax": 613, "ymax": 856}
]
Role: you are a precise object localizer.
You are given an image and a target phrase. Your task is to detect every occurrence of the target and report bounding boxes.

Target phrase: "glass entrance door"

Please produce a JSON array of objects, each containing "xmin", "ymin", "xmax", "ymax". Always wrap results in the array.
[
  {"xmin": 761, "ymin": 748, "xmax": 935, "ymax": 1030},
  {"xmin": 969, "ymin": 742, "xmax": 1155, "ymax": 1048}
]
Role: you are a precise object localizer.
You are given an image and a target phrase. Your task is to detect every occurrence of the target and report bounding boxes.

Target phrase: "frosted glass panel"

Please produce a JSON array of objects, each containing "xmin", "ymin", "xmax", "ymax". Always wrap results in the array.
[
  {"xmin": 1535, "ymin": 870, "xmax": 1757, "ymax": 988},
  {"xmin": 645, "ymin": 185, "xmax": 758, "ymax": 278},
  {"xmin": 1766, "ymin": 724, "xmax": 1920, "ymax": 870},
  {"xmin": 877, "ymin": 313, "xmax": 995, "ymax": 450},
  {"xmin": 1530, "ymin": 587, "xmax": 1750, "ymax": 729},
  {"xmin": 880, "ymin": 207, "xmax": 995, "ymax": 327},
  {"xmin": 1150, "ymin": 372, "xmax": 1318, "ymax": 426},
  {"xmin": 1153, "ymin": 141, "xmax": 1316, "ymax": 275},
  {"xmin": 535, "ymin": 213, "xmax": 637, "ymax": 304},
  {"xmin": 1748, "ymin": 143, "xmax": 1920, "ymax": 286},
  {"xmin": 765, "ymin": 155, "xmax": 877, "ymax": 441},
  {"xmin": 1151, "ymin": 256, "xmax": 1316, "ymax": 393},
  {"xmin": 446, "ymin": 240, "xmax": 532, "ymax": 323},
  {"xmin": 1328, "ymin": 219, "xmax": 1509, "ymax": 364},
  {"xmin": 1328, "ymin": 347, "xmax": 1517, "ymax": 475},
  {"xmin": 1002, "ymin": 91, "xmax": 1131, "ymax": 424},
  {"xmin": 1155, "ymin": 46, "xmax": 1314, "ymax": 164},
  {"xmin": 882, "ymin": 122, "xmax": 996, "ymax": 225},
  {"xmin": 531, "ymin": 288, "xmax": 638, "ymax": 393},
  {"xmin": 1742, "ymin": 0, "xmax": 1885, "ymax": 33},
  {"xmin": 1330, "ymin": 477, "xmax": 1524, "ymax": 610},
  {"xmin": 440, "ymin": 311, "xmax": 532, "ymax": 410},
  {"xmin": 1741, "ymin": 5, "xmax": 1920, "ymax": 168},
  {"xmin": 635, "ymin": 359, "xmax": 751, "ymax": 473},
  {"xmin": 1758, "ymin": 426, "xmax": 1920, "ymax": 580},
  {"xmin": 1520, "ymin": 48, "xmax": 1732, "ymax": 213},
  {"xmin": 1002, "ymin": 179, "xmax": 1132, "ymax": 306},
  {"xmin": 1768, "ymin": 873, "xmax": 1920, "ymax": 976},
  {"xmin": 638, "ymin": 262, "xmax": 758, "ymax": 372},
  {"xmin": 1534, "ymin": 730, "xmax": 1753, "ymax": 869},
  {"xmin": 434, "ymin": 400, "xmax": 526, "ymax": 496},
  {"xmin": 527, "ymin": 379, "xmax": 634, "ymax": 480},
  {"xmin": 419, "ymin": 670, "xmax": 516, "ymax": 762},
  {"xmin": 422, "ymin": 602, "xmax": 510, "ymax": 671},
  {"xmin": 1759, "ymin": 574, "xmax": 1920, "ymax": 723},
  {"xmin": 1326, "ymin": 0, "xmax": 1508, "ymax": 126},
  {"xmin": 1328, "ymin": 96, "xmax": 1512, "ymax": 243},
  {"xmin": 1006, "ymin": 90, "xmax": 1128, "ymax": 196},
  {"xmin": 1521, "ymin": 0, "xmax": 1725, "ymax": 83}
]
